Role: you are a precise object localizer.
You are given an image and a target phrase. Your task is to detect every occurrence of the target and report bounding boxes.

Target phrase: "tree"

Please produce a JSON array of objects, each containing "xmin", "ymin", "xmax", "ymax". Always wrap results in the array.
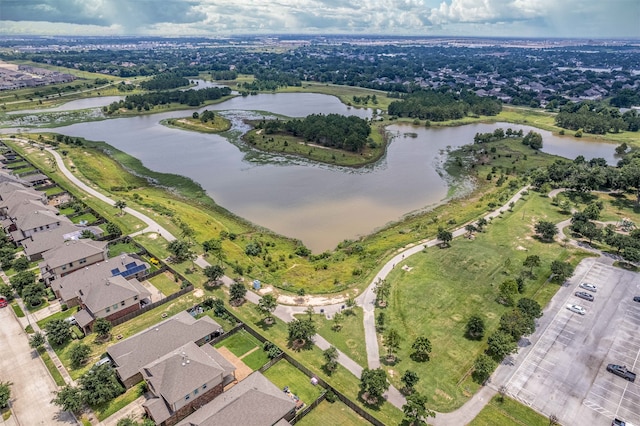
[
  {"xmin": 472, "ymin": 354, "xmax": 496, "ymax": 384},
  {"xmin": 410, "ymin": 335, "xmax": 432, "ymax": 362},
  {"xmin": 517, "ymin": 298, "xmax": 543, "ymax": 319},
  {"xmin": 499, "ymin": 309, "xmax": 535, "ymax": 341},
  {"xmin": 29, "ymin": 331, "xmax": 46, "ymax": 349},
  {"xmin": 12, "ymin": 256, "xmax": 29, "ymax": 272},
  {"xmin": 373, "ymin": 278, "xmax": 390, "ymax": 306},
  {"xmin": 10, "ymin": 270, "xmax": 35, "ymax": 295},
  {"xmin": 204, "ymin": 264, "xmax": 225, "ymax": 284},
  {"xmin": 476, "ymin": 217, "xmax": 488, "ymax": 231},
  {"xmin": 166, "ymin": 239, "xmax": 194, "ymax": 262},
  {"xmin": 497, "ymin": 279, "xmax": 518, "ymax": 306},
  {"xmin": 79, "ymin": 364, "xmax": 124, "ymax": 406},
  {"xmin": 401, "ymin": 370, "xmax": 420, "ymax": 394},
  {"xmin": 323, "ymin": 346, "xmax": 339, "ymax": 373},
  {"xmin": 105, "ymin": 222, "xmax": 122, "ymax": 237},
  {"xmin": 522, "ymin": 255, "xmax": 541, "ymax": 273},
  {"xmin": 376, "ymin": 311, "xmax": 385, "ymax": 331},
  {"xmin": 331, "ymin": 312, "xmax": 344, "ymax": 331},
  {"xmin": 256, "ymin": 294, "xmax": 277, "ymax": 323},
  {"xmin": 51, "ymin": 384, "xmax": 83, "ymax": 414},
  {"xmin": 535, "ymin": 220, "xmax": 558, "ymax": 242},
  {"xmin": 465, "ymin": 224, "xmax": 477, "ymax": 236},
  {"xmin": 45, "ymin": 319, "xmax": 72, "ymax": 346},
  {"xmin": 229, "ymin": 282, "xmax": 247, "ymax": 305},
  {"xmin": 93, "ymin": 318, "xmax": 112, "ymax": 340},
  {"xmin": 0, "ymin": 381, "xmax": 12, "ymax": 409},
  {"xmin": 70, "ymin": 343, "xmax": 91, "ymax": 369},
  {"xmin": 620, "ymin": 158, "xmax": 640, "ymax": 205},
  {"xmin": 359, "ymin": 368, "xmax": 389, "ymax": 405},
  {"xmin": 203, "ymin": 238, "xmax": 225, "ymax": 265},
  {"xmin": 487, "ymin": 330, "xmax": 517, "ymax": 360},
  {"xmin": 402, "ymin": 392, "xmax": 435, "ymax": 425},
  {"xmin": 522, "ymin": 130, "xmax": 543, "ymax": 150},
  {"xmin": 465, "ymin": 315, "xmax": 485, "ymax": 340},
  {"xmin": 437, "ymin": 227, "xmax": 453, "ymax": 247},
  {"xmin": 114, "ymin": 199, "xmax": 127, "ymax": 214},
  {"xmin": 0, "ymin": 283, "xmax": 14, "ymax": 302},
  {"xmin": 287, "ymin": 318, "xmax": 316, "ymax": 348},
  {"xmin": 550, "ymin": 260, "xmax": 575, "ymax": 283},
  {"xmin": 383, "ymin": 328, "xmax": 401, "ymax": 361},
  {"xmin": 178, "ymin": 220, "xmax": 195, "ymax": 241}
]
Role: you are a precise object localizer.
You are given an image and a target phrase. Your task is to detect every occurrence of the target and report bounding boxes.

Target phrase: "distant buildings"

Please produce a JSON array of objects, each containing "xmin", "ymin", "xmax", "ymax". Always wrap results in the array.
[{"xmin": 0, "ymin": 61, "xmax": 76, "ymax": 91}]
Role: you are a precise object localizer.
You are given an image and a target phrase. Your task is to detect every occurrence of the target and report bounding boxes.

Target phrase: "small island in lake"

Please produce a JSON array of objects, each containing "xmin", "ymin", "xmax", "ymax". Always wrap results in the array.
[{"xmin": 163, "ymin": 110, "xmax": 231, "ymax": 133}]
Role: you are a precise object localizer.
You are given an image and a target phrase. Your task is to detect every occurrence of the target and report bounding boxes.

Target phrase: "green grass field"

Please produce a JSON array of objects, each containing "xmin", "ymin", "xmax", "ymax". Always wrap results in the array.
[
  {"xmin": 263, "ymin": 360, "xmax": 323, "ymax": 406},
  {"xmin": 241, "ymin": 347, "xmax": 271, "ymax": 370},
  {"xmin": 297, "ymin": 400, "xmax": 368, "ymax": 426},
  {"xmin": 379, "ymin": 193, "xmax": 593, "ymax": 412},
  {"xmin": 215, "ymin": 329, "xmax": 261, "ymax": 357},
  {"xmin": 469, "ymin": 395, "xmax": 549, "ymax": 426},
  {"xmin": 148, "ymin": 272, "xmax": 181, "ymax": 296},
  {"xmin": 310, "ymin": 308, "xmax": 367, "ymax": 367}
]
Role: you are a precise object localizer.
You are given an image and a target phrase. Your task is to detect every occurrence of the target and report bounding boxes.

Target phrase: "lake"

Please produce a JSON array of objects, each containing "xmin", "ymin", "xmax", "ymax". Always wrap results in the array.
[{"xmin": 33, "ymin": 94, "xmax": 619, "ymax": 252}]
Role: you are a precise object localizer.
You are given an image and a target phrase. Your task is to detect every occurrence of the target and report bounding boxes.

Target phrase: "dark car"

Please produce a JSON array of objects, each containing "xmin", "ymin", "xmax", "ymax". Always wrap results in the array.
[
  {"xmin": 634, "ymin": 296, "xmax": 640, "ymax": 303},
  {"xmin": 607, "ymin": 364, "xmax": 636, "ymax": 382},
  {"xmin": 575, "ymin": 291, "xmax": 594, "ymax": 302}
]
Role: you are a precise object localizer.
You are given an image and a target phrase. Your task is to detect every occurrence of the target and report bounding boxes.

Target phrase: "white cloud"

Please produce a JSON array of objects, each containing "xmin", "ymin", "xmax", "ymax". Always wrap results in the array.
[{"xmin": 0, "ymin": 0, "xmax": 637, "ymax": 38}]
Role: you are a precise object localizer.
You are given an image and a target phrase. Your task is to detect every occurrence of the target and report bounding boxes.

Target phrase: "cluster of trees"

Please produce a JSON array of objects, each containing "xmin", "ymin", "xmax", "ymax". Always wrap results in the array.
[
  {"xmin": 388, "ymin": 89, "xmax": 501, "ymax": 121},
  {"xmin": 609, "ymin": 89, "xmax": 640, "ymax": 108},
  {"xmin": 258, "ymin": 114, "xmax": 372, "ymax": 153},
  {"xmin": 9, "ymin": 270, "xmax": 48, "ymax": 308},
  {"xmin": 473, "ymin": 298, "xmax": 543, "ymax": 383},
  {"xmin": 140, "ymin": 72, "xmax": 190, "ymax": 90},
  {"xmin": 473, "ymin": 127, "xmax": 524, "ymax": 143},
  {"xmin": 52, "ymin": 364, "xmax": 124, "ymax": 414},
  {"xmin": 555, "ymin": 102, "xmax": 640, "ymax": 134},
  {"xmin": 192, "ymin": 110, "xmax": 216, "ymax": 123},
  {"xmin": 351, "ymin": 94, "xmax": 378, "ymax": 105},
  {"xmin": 105, "ymin": 86, "xmax": 231, "ymax": 112}
]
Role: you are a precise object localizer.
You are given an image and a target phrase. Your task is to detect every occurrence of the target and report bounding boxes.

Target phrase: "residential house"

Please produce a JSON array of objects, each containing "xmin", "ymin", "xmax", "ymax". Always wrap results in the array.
[
  {"xmin": 107, "ymin": 311, "xmax": 223, "ymax": 388},
  {"xmin": 50, "ymin": 252, "xmax": 148, "ymax": 300},
  {"xmin": 39, "ymin": 239, "xmax": 108, "ymax": 284},
  {"xmin": 176, "ymin": 371, "xmax": 296, "ymax": 426},
  {"xmin": 8, "ymin": 209, "xmax": 69, "ymax": 243},
  {"xmin": 142, "ymin": 341, "xmax": 236, "ymax": 426},
  {"xmin": 20, "ymin": 222, "xmax": 103, "ymax": 261},
  {"xmin": 0, "ymin": 190, "xmax": 48, "ymax": 219}
]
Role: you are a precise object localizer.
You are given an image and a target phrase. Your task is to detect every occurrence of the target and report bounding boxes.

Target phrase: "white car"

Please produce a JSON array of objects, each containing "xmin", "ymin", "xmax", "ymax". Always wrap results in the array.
[
  {"xmin": 579, "ymin": 282, "xmax": 597, "ymax": 292},
  {"xmin": 567, "ymin": 304, "xmax": 586, "ymax": 315}
]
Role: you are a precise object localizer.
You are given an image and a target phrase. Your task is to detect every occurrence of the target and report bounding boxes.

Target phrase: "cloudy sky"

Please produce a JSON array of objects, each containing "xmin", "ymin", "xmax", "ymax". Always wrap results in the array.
[{"xmin": 1, "ymin": 0, "xmax": 638, "ymax": 38}]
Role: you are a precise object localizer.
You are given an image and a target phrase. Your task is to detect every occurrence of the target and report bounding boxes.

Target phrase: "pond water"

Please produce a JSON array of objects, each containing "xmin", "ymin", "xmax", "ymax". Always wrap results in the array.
[
  {"xmin": 26, "ymin": 94, "xmax": 619, "ymax": 252},
  {"xmin": 8, "ymin": 96, "xmax": 124, "ymax": 115}
]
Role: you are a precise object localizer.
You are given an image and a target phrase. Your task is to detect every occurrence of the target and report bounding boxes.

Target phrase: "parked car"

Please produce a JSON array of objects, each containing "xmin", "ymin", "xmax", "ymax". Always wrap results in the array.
[
  {"xmin": 579, "ymin": 282, "xmax": 597, "ymax": 292},
  {"xmin": 0, "ymin": 296, "xmax": 7, "ymax": 308},
  {"xmin": 575, "ymin": 291, "xmax": 594, "ymax": 302},
  {"xmin": 633, "ymin": 296, "xmax": 640, "ymax": 303},
  {"xmin": 613, "ymin": 418, "xmax": 637, "ymax": 426},
  {"xmin": 607, "ymin": 364, "xmax": 636, "ymax": 382},
  {"xmin": 64, "ymin": 316, "xmax": 78, "ymax": 326},
  {"xmin": 94, "ymin": 357, "xmax": 113, "ymax": 368},
  {"xmin": 566, "ymin": 304, "xmax": 586, "ymax": 315}
]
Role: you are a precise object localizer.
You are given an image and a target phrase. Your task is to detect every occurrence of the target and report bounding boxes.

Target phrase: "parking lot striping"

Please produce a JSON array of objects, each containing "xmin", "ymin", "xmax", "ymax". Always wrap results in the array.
[{"xmin": 583, "ymin": 399, "xmax": 616, "ymax": 418}]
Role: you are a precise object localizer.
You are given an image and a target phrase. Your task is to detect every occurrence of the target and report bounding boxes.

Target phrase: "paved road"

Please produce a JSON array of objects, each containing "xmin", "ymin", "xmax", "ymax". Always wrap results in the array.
[{"xmin": 0, "ymin": 305, "xmax": 75, "ymax": 425}]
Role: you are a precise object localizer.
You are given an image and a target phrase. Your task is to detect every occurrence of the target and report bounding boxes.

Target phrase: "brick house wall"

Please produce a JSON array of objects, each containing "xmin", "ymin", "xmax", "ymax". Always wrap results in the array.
[
  {"xmin": 150, "ymin": 382, "xmax": 224, "ymax": 426},
  {"xmin": 105, "ymin": 302, "xmax": 140, "ymax": 323}
]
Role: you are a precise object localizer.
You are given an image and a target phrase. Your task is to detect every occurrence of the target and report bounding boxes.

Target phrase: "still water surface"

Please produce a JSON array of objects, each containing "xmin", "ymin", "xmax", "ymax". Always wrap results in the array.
[{"xmin": 49, "ymin": 94, "xmax": 617, "ymax": 252}]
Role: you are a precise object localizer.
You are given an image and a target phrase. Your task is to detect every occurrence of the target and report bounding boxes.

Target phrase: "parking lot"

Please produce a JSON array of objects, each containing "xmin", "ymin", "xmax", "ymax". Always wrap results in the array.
[{"xmin": 503, "ymin": 257, "xmax": 640, "ymax": 426}]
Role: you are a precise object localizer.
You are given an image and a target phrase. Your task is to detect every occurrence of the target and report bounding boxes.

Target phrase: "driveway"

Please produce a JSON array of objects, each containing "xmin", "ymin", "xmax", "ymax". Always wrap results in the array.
[{"xmin": 0, "ymin": 306, "xmax": 75, "ymax": 425}]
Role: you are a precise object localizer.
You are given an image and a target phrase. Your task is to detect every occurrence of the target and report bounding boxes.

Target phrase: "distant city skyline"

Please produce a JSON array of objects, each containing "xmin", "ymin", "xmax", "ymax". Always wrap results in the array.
[{"xmin": 1, "ymin": 0, "xmax": 638, "ymax": 39}]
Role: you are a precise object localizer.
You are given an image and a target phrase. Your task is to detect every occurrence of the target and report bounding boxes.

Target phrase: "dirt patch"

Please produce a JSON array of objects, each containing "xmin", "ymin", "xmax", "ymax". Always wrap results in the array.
[
  {"xmin": 277, "ymin": 294, "xmax": 348, "ymax": 306},
  {"xmin": 516, "ymin": 245, "xmax": 528, "ymax": 251},
  {"xmin": 147, "ymin": 233, "xmax": 158, "ymax": 240},
  {"xmin": 217, "ymin": 346, "xmax": 253, "ymax": 384},
  {"xmin": 193, "ymin": 289, "xmax": 204, "ymax": 298},
  {"xmin": 435, "ymin": 389, "xmax": 453, "ymax": 401}
]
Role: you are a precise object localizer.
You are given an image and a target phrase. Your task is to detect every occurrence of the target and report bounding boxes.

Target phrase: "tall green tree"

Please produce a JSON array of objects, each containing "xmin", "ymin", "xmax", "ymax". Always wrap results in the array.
[
  {"xmin": 410, "ymin": 336, "xmax": 432, "ymax": 362},
  {"xmin": 70, "ymin": 343, "xmax": 91, "ymax": 369},
  {"xmin": 437, "ymin": 227, "xmax": 453, "ymax": 247},
  {"xmin": 114, "ymin": 200, "xmax": 127, "ymax": 214},
  {"xmin": 94, "ymin": 318, "xmax": 112, "ymax": 340},
  {"xmin": 401, "ymin": 370, "xmax": 420, "ymax": 394},
  {"xmin": 373, "ymin": 278, "xmax": 390, "ymax": 306},
  {"xmin": 384, "ymin": 328, "xmax": 402, "ymax": 361},
  {"xmin": 29, "ymin": 331, "xmax": 46, "ymax": 349},
  {"xmin": 79, "ymin": 364, "xmax": 123, "ymax": 406},
  {"xmin": 535, "ymin": 220, "xmax": 558, "ymax": 242},
  {"xmin": 51, "ymin": 384, "xmax": 83, "ymax": 414},
  {"xmin": 323, "ymin": 346, "xmax": 339, "ymax": 373},
  {"xmin": 256, "ymin": 294, "xmax": 277, "ymax": 323},
  {"xmin": 402, "ymin": 392, "xmax": 435, "ymax": 426},
  {"xmin": 287, "ymin": 319, "xmax": 316, "ymax": 348},
  {"xmin": 487, "ymin": 330, "xmax": 517, "ymax": 360},
  {"xmin": 45, "ymin": 319, "xmax": 72, "ymax": 346},
  {"xmin": 359, "ymin": 368, "xmax": 389, "ymax": 405},
  {"xmin": 0, "ymin": 381, "xmax": 12, "ymax": 409},
  {"xmin": 229, "ymin": 282, "xmax": 247, "ymax": 305},
  {"xmin": 465, "ymin": 315, "xmax": 485, "ymax": 340}
]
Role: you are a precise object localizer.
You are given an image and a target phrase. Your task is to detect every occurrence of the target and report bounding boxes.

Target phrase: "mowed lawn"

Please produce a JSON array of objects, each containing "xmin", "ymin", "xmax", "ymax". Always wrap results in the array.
[
  {"xmin": 263, "ymin": 360, "xmax": 323, "ymax": 406},
  {"xmin": 215, "ymin": 330, "xmax": 261, "ymax": 357},
  {"xmin": 380, "ymin": 193, "xmax": 593, "ymax": 411},
  {"xmin": 469, "ymin": 395, "xmax": 549, "ymax": 426},
  {"xmin": 312, "ymin": 308, "xmax": 367, "ymax": 367},
  {"xmin": 297, "ymin": 400, "xmax": 368, "ymax": 426}
]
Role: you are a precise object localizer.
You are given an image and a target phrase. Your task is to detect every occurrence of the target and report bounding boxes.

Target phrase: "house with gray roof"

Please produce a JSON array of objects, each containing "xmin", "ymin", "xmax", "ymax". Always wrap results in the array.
[
  {"xmin": 107, "ymin": 311, "xmax": 223, "ymax": 388},
  {"xmin": 142, "ymin": 341, "xmax": 236, "ymax": 426},
  {"xmin": 39, "ymin": 239, "xmax": 109, "ymax": 284},
  {"xmin": 8, "ymin": 209, "xmax": 70, "ymax": 244},
  {"xmin": 0, "ymin": 188, "xmax": 47, "ymax": 217},
  {"xmin": 20, "ymin": 222, "xmax": 103, "ymax": 261},
  {"xmin": 176, "ymin": 371, "xmax": 296, "ymax": 426}
]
